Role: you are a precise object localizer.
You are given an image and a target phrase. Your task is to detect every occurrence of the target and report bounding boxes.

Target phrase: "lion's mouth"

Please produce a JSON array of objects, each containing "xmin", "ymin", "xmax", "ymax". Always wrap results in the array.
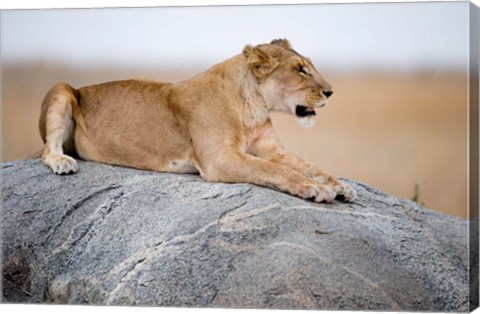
[{"xmin": 295, "ymin": 105, "xmax": 316, "ymax": 117}]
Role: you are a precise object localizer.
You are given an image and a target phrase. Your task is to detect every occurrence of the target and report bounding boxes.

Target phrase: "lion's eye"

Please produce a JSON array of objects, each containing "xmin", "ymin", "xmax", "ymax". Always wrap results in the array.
[{"xmin": 298, "ymin": 66, "xmax": 308, "ymax": 75}]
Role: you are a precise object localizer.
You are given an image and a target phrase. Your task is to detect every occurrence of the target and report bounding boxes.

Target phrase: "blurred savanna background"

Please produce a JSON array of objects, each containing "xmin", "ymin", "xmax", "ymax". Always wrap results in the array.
[{"xmin": 1, "ymin": 2, "xmax": 471, "ymax": 218}]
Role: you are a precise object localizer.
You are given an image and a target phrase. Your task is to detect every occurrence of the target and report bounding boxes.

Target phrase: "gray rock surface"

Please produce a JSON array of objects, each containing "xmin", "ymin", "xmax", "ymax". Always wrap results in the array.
[{"xmin": 1, "ymin": 159, "xmax": 470, "ymax": 311}]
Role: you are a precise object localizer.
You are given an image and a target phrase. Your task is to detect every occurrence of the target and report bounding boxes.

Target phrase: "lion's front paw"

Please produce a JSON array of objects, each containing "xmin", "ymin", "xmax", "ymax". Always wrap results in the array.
[
  {"xmin": 312, "ymin": 174, "xmax": 356, "ymax": 202},
  {"xmin": 291, "ymin": 180, "xmax": 335, "ymax": 203},
  {"xmin": 333, "ymin": 182, "xmax": 356, "ymax": 202},
  {"xmin": 314, "ymin": 185, "xmax": 336, "ymax": 203}
]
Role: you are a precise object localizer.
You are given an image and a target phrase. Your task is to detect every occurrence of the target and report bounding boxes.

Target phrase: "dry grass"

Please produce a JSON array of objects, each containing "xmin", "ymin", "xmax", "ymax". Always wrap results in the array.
[{"xmin": 1, "ymin": 64, "xmax": 468, "ymax": 218}]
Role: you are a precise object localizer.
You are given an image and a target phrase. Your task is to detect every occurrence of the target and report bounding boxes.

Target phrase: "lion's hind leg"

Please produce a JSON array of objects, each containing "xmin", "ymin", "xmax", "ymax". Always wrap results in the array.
[{"xmin": 39, "ymin": 84, "xmax": 79, "ymax": 175}]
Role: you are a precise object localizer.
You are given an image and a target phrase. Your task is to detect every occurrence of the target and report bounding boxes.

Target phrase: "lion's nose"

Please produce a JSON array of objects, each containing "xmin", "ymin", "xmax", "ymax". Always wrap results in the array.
[{"xmin": 322, "ymin": 90, "xmax": 333, "ymax": 98}]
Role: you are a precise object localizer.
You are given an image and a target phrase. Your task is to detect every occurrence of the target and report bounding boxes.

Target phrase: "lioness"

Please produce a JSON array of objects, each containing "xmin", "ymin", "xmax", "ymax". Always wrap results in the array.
[{"xmin": 39, "ymin": 39, "xmax": 356, "ymax": 203}]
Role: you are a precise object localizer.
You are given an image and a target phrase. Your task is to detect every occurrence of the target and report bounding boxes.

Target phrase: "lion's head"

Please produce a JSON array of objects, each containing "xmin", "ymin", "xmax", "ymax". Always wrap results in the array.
[{"xmin": 243, "ymin": 39, "xmax": 333, "ymax": 128}]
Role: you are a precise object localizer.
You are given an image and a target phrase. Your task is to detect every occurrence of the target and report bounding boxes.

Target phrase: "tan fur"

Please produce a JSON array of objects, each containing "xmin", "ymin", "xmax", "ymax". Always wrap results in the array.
[{"xmin": 39, "ymin": 39, "xmax": 356, "ymax": 202}]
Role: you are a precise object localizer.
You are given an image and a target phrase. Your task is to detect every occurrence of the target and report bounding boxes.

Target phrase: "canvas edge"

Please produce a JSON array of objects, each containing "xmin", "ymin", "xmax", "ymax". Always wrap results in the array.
[{"xmin": 468, "ymin": 1, "xmax": 480, "ymax": 312}]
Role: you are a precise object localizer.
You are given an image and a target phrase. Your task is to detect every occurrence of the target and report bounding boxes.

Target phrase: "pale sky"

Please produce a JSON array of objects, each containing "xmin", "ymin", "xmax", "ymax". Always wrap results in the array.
[{"xmin": 1, "ymin": 1, "xmax": 470, "ymax": 71}]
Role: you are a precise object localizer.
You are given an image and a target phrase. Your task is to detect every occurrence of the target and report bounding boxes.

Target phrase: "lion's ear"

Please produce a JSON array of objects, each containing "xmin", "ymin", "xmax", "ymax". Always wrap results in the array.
[
  {"xmin": 243, "ymin": 45, "xmax": 279, "ymax": 78},
  {"xmin": 270, "ymin": 38, "xmax": 292, "ymax": 49}
]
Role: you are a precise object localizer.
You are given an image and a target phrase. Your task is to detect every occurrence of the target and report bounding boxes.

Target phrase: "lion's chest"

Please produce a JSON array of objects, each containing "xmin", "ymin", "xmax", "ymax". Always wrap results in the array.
[{"xmin": 242, "ymin": 122, "xmax": 271, "ymax": 153}]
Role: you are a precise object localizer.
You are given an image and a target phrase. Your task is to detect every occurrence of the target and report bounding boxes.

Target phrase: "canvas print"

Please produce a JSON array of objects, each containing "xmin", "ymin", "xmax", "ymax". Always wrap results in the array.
[{"xmin": 1, "ymin": 1, "xmax": 478, "ymax": 312}]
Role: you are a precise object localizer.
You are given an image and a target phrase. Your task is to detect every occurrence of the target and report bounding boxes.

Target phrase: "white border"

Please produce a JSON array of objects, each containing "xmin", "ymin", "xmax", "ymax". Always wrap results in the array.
[{"xmin": 0, "ymin": 0, "xmax": 478, "ymax": 10}]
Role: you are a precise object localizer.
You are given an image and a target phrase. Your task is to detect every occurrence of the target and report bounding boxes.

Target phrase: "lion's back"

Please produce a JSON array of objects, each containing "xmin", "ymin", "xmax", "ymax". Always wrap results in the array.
[{"xmin": 78, "ymin": 80, "xmax": 170, "ymax": 116}]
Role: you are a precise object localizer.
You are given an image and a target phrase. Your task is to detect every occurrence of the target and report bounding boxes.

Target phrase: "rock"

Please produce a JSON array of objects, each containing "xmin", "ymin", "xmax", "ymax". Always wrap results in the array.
[{"xmin": 1, "ymin": 159, "xmax": 471, "ymax": 311}]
